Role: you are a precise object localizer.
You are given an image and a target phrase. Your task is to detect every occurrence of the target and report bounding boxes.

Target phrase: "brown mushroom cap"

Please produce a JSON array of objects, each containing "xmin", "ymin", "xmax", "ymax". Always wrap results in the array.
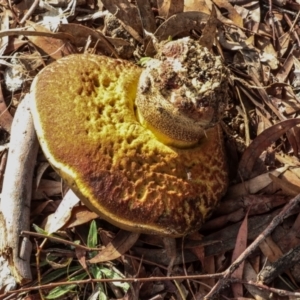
[{"xmin": 30, "ymin": 54, "xmax": 228, "ymax": 237}]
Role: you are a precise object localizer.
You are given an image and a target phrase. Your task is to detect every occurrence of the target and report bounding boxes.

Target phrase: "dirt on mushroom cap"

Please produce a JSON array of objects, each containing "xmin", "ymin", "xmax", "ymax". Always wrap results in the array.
[
  {"xmin": 30, "ymin": 54, "xmax": 228, "ymax": 237},
  {"xmin": 136, "ymin": 38, "xmax": 229, "ymax": 148}
]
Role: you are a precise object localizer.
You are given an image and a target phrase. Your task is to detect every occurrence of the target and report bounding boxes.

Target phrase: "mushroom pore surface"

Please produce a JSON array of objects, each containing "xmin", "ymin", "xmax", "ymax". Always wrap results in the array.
[{"xmin": 30, "ymin": 53, "xmax": 228, "ymax": 237}]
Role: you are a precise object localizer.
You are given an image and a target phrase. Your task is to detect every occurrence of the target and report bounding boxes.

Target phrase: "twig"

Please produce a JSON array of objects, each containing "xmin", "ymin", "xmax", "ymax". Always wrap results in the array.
[
  {"xmin": 204, "ymin": 193, "xmax": 300, "ymax": 299},
  {"xmin": 21, "ymin": 231, "xmax": 104, "ymax": 251},
  {"xmin": 245, "ymin": 280, "xmax": 300, "ymax": 297},
  {"xmin": 0, "ymin": 272, "xmax": 225, "ymax": 299},
  {"xmin": 19, "ymin": 0, "xmax": 40, "ymax": 25},
  {"xmin": 0, "ymin": 95, "xmax": 39, "ymax": 285},
  {"xmin": 258, "ymin": 243, "xmax": 300, "ymax": 284}
]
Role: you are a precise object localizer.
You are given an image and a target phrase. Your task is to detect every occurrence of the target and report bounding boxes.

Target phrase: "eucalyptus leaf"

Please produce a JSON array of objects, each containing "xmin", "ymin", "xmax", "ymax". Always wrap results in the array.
[{"xmin": 45, "ymin": 272, "xmax": 87, "ymax": 299}]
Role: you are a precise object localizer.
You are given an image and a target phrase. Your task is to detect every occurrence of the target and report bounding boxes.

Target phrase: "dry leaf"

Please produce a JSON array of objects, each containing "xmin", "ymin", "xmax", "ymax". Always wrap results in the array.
[
  {"xmin": 89, "ymin": 231, "xmax": 140, "ymax": 263},
  {"xmin": 259, "ymin": 236, "xmax": 283, "ymax": 263},
  {"xmin": 33, "ymin": 179, "xmax": 61, "ymax": 199},
  {"xmin": 64, "ymin": 206, "xmax": 99, "ymax": 228},
  {"xmin": 184, "ymin": 0, "xmax": 211, "ymax": 14},
  {"xmin": 212, "ymin": 0, "xmax": 243, "ymax": 27},
  {"xmin": 58, "ymin": 23, "xmax": 118, "ymax": 58},
  {"xmin": 136, "ymin": 0, "xmax": 156, "ymax": 33},
  {"xmin": 154, "ymin": 11, "xmax": 209, "ymax": 41},
  {"xmin": 269, "ymin": 172, "xmax": 300, "ymax": 196},
  {"xmin": 199, "ymin": 6, "xmax": 218, "ymax": 50},
  {"xmin": 231, "ymin": 209, "xmax": 249, "ymax": 298},
  {"xmin": 200, "ymin": 256, "xmax": 216, "ymax": 290},
  {"xmin": 157, "ymin": 0, "xmax": 184, "ymax": 18},
  {"xmin": 0, "ymin": 85, "xmax": 13, "ymax": 133},
  {"xmin": 276, "ymin": 53, "xmax": 294, "ymax": 83},
  {"xmin": 228, "ymin": 166, "xmax": 288, "ymax": 198},
  {"xmin": 35, "ymin": 162, "xmax": 50, "ymax": 190},
  {"xmin": 76, "ymin": 248, "xmax": 87, "ymax": 270},
  {"xmin": 243, "ymin": 261, "xmax": 270, "ymax": 300},
  {"xmin": 25, "ymin": 21, "xmax": 74, "ymax": 60},
  {"xmin": 238, "ymin": 119, "xmax": 300, "ymax": 180},
  {"xmin": 44, "ymin": 189, "xmax": 80, "ymax": 234},
  {"xmin": 101, "ymin": 0, "xmax": 143, "ymax": 43}
]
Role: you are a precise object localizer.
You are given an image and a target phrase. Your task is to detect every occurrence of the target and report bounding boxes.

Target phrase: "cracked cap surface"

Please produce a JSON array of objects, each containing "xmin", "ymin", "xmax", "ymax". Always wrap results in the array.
[{"xmin": 30, "ymin": 54, "xmax": 228, "ymax": 237}]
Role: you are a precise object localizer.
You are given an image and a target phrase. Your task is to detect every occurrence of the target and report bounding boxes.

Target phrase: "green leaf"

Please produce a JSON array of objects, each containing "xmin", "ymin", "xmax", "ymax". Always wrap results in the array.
[
  {"xmin": 90, "ymin": 264, "xmax": 102, "ymax": 279},
  {"xmin": 32, "ymin": 223, "xmax": 48, "ymax": 235},
  {"xmin": 41, "ymin": 265, "xmax": 81, "ymax": 284},
  {"xmin": 97, "ymin": 283, "xmax": 108, "ymax": 300},
  {"xmin": 87, "ymin": 220, "xmax": 98, "ymax": 249},
  {"xmin": 45, "ymin": 272, "xmax": 88, "ymax": 299},
  {"xmin": 100, "ymin": 267, "xmax": 129, "ymax": 292},
  {"xmin": 138, "ymin": 57, "xmax": 152, "ymax": 67}
]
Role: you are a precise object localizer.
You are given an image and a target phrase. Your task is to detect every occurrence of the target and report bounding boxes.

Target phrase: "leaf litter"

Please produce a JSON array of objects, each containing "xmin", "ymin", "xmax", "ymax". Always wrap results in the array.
[{"xmin": 1, "ymin": 0, "xmax": 300, "ymax": 299}]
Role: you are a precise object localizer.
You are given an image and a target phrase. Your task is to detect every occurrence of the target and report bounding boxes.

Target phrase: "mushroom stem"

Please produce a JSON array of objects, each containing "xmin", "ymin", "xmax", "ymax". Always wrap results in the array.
[{"xmin": 0, "ymin": 95, "xmax": 39, "ymax": 285}]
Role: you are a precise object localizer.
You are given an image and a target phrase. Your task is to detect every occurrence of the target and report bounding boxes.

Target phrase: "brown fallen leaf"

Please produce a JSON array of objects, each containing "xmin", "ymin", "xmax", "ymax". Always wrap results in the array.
[
  {"xmin": 136, "ymin": 0, "xmax": 156, "ymax": 33},
  {"xmin": 213, "ymin": 194, "xmax": 289, "ymax": 218},
  {"xmin": 30, "ymin": 199, "xmax": 54, "ymax": 219},
  {"xmin": 25, "ymin": 21, "xmax": 75, "ymax": 60},
  {"xmin": 157, "ymin": 0, "xmax": 184, "ymax": 18},
  {"xmin": 35, "ymin": 162, "xmax": 49, "ymax": 190},
  {"xmin": 199, "ymin": 5, "xmax": 218, "ymax": 50},
  {"xmin": 275, "ymin": 153, "xmax": 300, "ymax": 168},
  {"xmin": 4, "ymin": 38, "xmax": 27, "ymax": 55},
  {"xmin": 278, "ymin": 32, "xmax": 290, "ymax": 57},
  {"xmin": 259, "ymin": 236, "xmax": 283, "ymax": 263},
  {"xmin": 228, "ymin": 166, "xmax": 288, "ymax": 198},
  {"xmin": 58, "ymin": 23, "xmax": 118, "ymax": 58},
  {"xmin": 101, "ymin": 0, "xmax": 143, "ymax": 43},
  {"xmin": 212, "ymin": 0, "xmax": 243, "ymax": 27},
  {"xmin": 260, "ymin": 236, "xmax": 299, "ymax": 292},
  {"xmin": 202, "ymin": 208, "xmax": 245, "ymax": 231},
  {"xmin": 231, "ymin": 209, "xmax": 249, "ymax": 298},
  {"xmin": 133, "ymin": 246, "xmax": 198, "ymax": 266},
  {"xmin": 0, "ymin": 85, "xmax": 13, "ymax": 133},
  {"xmin": 154, "ymin": 11, "xmax": 209, "ymax": 41},
  {"xmin": 258, "ymin": 241, "xmax": 300, "ymax": 285},
  {"xmin": 184, "ymin": 0, "xmax": 211, "ymax": 14},
  {"xmin": 238, "ymin": 119, "xmax": 300, "ymax": 180},
  {"xmin": 243, "ymin": 261, "xmax": 271, "ymax": 300},
  {"xmin": 145, "ymin": 11, "xmax": 209, "ymax": 55},
  {"xmin": 276, "ymin": 52, "xmax": 294, "ymax": 83},
  {"xmin": 272, "ymin": 211, "xmax": 300, "ymax": 250},
  {"xmin": 89, "ymin": 230, "xmax": 140, "ymax": 263},
  {"xmin": 269, "ymin": 172, "xmax": 300, "ymax": 196},
  {"xmin": 76, "ymin": 247, "xmax": 87, "ymax": 271},
  {"xmin": 64, "ymin": 206, "xmax": 99, "ymax": 228},
  {"xmin": 198, "ymin": 209, "xmax": 287, "ymax": 257},
  {"xmin": 199, "ymin": 256, "xmax": 215, "ymax": 294},
  {"xmin": 33, "ymin": 179, "xmax": 61, "ymax": 199},
  {"xmin": 190, "ymin": 237, "xmax": 205, "ymax": 267}
]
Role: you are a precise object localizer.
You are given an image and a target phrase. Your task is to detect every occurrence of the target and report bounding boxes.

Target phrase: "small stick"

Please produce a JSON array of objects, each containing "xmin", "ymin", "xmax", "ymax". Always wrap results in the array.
[
  {"xmin": 204, "ymin": 192, "xmax": 300, "ymax": 299},
  {"xmin": 258, "ymin": 243, "xmax": 300, "ymax": 284},
  {"xmin": 0, "ymin": 95, "xmax": 39, "ymax": 285}
]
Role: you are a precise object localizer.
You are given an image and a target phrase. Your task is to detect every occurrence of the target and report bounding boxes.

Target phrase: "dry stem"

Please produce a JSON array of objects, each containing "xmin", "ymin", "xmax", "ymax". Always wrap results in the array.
[{"xmin": 0, "ymin": 95, "xmax": 39, "ymax": 285}]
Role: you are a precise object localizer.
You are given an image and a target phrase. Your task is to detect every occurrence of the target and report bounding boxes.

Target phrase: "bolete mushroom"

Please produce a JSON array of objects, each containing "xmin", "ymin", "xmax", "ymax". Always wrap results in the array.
[{"xmin": 30, "ymin": 38, "xmax": 228, "ymax": 237}]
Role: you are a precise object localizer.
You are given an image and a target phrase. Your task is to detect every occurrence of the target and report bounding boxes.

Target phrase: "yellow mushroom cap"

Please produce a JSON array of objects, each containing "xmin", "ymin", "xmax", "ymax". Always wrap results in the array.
[{"xmin": 30, "ymin": 54, "xmax": 228, "ymax": 237}]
